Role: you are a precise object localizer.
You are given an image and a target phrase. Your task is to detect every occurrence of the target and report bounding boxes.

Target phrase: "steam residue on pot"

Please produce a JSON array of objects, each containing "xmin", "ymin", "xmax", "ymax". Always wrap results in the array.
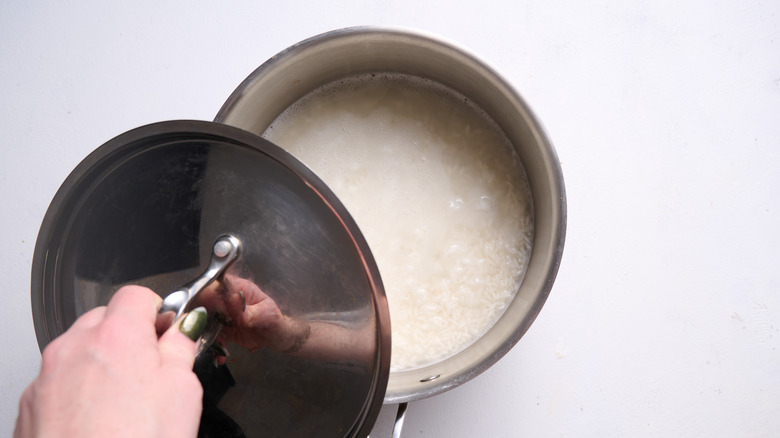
[{"xmin": 263, "ymin": 73, "xmax": 534, "ymax": 371}]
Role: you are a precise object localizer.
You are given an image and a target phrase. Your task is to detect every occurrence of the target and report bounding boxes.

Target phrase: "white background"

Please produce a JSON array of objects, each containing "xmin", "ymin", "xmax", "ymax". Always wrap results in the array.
[{"xmin": 2, "ymin": 1, "xmax": 779, "ymax": 436}]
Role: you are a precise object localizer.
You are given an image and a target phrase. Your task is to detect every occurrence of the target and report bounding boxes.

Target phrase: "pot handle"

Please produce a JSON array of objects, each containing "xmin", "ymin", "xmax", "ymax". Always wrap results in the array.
[{"xmin": 391, "ymin": 402, "xmax": 408, "ymax": 438}]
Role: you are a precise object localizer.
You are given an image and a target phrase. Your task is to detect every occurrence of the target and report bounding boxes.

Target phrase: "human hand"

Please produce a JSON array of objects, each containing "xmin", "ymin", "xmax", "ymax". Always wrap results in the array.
[{"xmin": 14, "ymin": 285, "xmax": 206, "ymax": 438}]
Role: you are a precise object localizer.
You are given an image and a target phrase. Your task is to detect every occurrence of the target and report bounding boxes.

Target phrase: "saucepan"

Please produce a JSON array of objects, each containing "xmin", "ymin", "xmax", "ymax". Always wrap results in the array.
[{"xmin": 214, "ymin": 26, "xmax": 567, "ymax": 432}]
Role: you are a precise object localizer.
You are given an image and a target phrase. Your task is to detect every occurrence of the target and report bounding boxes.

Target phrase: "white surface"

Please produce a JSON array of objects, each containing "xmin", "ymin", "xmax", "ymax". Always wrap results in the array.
[{"xmin": 2, "ymin": 1, "xmax": 779, "ymax": 436}]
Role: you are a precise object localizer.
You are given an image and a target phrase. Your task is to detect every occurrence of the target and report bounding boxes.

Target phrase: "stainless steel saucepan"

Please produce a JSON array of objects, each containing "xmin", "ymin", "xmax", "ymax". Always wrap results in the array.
[{"xmin": 214, "ymin": 26, "xmax": 567, "ymax": 430}]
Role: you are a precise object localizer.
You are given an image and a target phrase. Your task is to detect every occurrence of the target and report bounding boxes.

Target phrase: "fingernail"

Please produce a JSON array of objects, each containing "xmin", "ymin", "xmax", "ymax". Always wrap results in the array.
[{"xmin": 180, "ymin": 307, "xmax": 207, "ymax": 341}]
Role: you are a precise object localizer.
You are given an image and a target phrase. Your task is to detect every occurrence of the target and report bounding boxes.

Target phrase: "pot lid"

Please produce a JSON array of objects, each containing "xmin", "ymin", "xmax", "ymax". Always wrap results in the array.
[{"xmin": 31, "ymin": 120, "xmax": 391, "ymax": 438}]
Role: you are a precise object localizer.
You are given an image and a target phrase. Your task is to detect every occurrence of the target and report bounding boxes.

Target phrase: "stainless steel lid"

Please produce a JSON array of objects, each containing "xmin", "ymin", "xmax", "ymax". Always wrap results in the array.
[{"xmin": 31, "ymin": 120, "xmax": 391, "ymax": 438}]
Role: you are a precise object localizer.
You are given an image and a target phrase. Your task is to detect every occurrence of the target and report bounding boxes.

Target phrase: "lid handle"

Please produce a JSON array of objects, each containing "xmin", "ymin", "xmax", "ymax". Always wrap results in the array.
[{"xmin": 155, "ymin": 234, "xmax": 241, "ymax": 335}]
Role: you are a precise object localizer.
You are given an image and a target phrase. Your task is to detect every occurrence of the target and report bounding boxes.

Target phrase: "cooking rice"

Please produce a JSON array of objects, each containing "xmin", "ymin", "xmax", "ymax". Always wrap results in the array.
[{"xmin": 264, "ymin": 74, "xmax": 533, "ymax": 371}]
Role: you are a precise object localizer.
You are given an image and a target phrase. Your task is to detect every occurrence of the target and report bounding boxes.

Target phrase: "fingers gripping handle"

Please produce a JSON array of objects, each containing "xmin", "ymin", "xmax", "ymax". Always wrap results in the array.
[{"xmin": 156, "ymin": 235, "xmax": 241, "ymax": 335}]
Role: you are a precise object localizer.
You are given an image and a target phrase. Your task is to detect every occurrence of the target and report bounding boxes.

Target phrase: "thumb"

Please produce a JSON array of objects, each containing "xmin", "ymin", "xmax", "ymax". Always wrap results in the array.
[{"xmin": 158, "ymin": 307, "xmax": 207, "ymax": 370}]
